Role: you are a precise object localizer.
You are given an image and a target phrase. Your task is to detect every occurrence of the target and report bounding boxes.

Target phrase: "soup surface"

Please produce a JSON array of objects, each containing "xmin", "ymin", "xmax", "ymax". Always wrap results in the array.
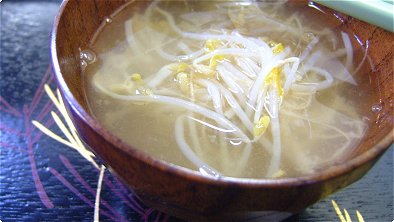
[{"xmin": 83, "ymin": 1, "xmax": 370, "ymax": 179}]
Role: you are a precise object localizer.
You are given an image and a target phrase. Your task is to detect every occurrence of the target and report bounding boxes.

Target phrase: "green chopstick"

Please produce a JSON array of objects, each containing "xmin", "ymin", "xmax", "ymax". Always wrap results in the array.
[{"xmin": 314, "ymin": 0, "xmax": 394, "ymax": 32}]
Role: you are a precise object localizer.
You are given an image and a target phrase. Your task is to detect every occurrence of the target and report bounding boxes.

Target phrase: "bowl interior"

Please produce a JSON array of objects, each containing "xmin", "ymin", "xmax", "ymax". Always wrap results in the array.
[{"xmin": 52, "ymin": 0, "xmax": 393, "ymax": 182}]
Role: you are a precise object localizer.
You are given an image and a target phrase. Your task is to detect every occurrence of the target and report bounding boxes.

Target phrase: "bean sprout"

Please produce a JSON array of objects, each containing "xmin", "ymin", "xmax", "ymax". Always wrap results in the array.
[{"xmin": 91, "ymin": 2, "xmax": 367, "ymax": 178}]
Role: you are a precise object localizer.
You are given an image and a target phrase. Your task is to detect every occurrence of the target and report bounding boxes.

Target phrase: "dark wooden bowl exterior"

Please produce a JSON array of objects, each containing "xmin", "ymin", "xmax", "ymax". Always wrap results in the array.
[{"xmin": 51, "ymin": 0, "xmax": 393, "ymax": 220}]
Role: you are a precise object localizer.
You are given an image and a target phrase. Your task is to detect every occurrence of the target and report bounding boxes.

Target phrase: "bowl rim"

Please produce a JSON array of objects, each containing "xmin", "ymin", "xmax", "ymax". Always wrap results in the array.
[{"xmin": 51, "ymin": 0, "xmax": 393, "ymax": 188}]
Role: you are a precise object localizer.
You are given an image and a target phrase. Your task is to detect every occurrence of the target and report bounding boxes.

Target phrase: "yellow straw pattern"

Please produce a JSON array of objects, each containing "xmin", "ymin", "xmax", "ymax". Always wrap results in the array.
[
  {"xmin": 33, "ymin": 84, "xmax": 105, "ymax": 220},
  {"xmin": 332, "ymin": 200, "xmax": 365, "ymax": 222}
]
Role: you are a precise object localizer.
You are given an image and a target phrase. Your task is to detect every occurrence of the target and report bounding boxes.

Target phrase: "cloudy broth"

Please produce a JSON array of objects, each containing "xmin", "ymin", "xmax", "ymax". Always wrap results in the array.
[{"xmin": 83, "ymin": 1, "xmax": 370, "ymax": 179}]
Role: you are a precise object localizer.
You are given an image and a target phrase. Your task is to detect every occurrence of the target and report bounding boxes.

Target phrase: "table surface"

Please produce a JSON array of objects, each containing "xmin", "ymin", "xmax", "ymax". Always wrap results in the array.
[{"xmin": 0, "ymin": 1, "xmax": 393, "ymax": 221}]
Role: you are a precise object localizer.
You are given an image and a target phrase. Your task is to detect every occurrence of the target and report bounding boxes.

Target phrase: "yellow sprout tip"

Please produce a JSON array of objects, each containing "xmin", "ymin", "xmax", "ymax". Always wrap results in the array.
[
  {"xmin": 131, "ymin": 73, "xmax": 142, "ymax": 81},
  {"xmin": 209, "ymin": 55, "xmax": 226, "ymax": 68},
  {"xmin": 272, "ymin": 43, "xmax": 284, "ymax": 54},
  {"xmin": 267, "ymin": 40, "xmax": 277, "ymax": 47},
  {"xmin": 253, "ymin": 116, "xmax": 270, "ymax": 137},
  {"xmin": 265, "ymin": 67, "xmax": 284, "ymax": 96},
  {"xmin": 205, "ymin": 39, "xmax": 221, "ymax": 51},
  {"xmin": 176, "ymin": 63, "xmax": 189, "ymax": 73}
]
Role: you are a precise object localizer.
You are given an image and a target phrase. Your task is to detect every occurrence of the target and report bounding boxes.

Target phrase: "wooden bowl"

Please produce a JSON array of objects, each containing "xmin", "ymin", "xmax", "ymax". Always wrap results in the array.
[{"xmin": 51, "ymin": 0, "xmax": 393, "ymax": 220}]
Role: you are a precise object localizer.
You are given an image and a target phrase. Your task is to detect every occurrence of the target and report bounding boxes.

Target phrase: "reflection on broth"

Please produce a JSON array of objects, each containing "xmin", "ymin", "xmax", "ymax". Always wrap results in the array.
[{"xmin": 83, "ymin": 1, "xmax": 370, "ymax": 179}]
